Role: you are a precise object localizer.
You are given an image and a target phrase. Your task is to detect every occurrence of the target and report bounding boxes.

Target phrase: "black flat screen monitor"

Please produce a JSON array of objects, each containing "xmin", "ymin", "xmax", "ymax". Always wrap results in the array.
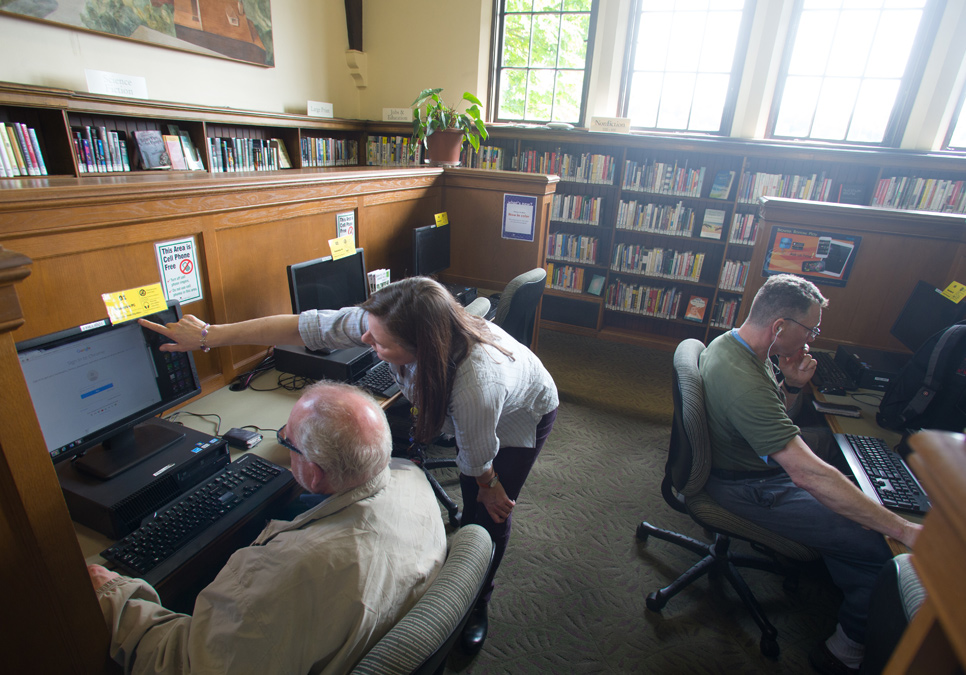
[
  {"xmin": 287, "ymin": 248, "xmax": 369, "ymax": 314},
  {"xmin": 16, "ymin": 301, "xmax": 202, "ymax": 479},
  {"xmin": 890, "ymin": 280, "xmax": 966, "ymax": 353},
  {"xmin": 412, "ymin": 224, "xmax": 451, "ymax": 277}
]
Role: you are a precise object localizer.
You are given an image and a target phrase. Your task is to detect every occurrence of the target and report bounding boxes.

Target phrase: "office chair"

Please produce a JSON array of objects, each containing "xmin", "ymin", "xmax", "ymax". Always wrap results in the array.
[
  {"xmin": 408, "ymin": 267, "xmax": 548, "ymax": 526},
  {"xmin": 636, "ymin": 338, "xmax": 819, "ymax": 658},
  {"xmin": 350, "ymin": 524, "xmax": 495, "ymax": 675}
]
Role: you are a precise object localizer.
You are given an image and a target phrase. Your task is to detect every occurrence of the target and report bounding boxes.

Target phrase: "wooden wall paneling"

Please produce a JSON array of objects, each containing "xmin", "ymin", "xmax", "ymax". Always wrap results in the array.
[
  {"xmin": 744, "ymin": 198, "xmax": 966, "ymax": 352},
  {"xmin": 359, "ymin": 187, "xmax": 442, "ymax": 280},
  {"xmin": 440, "ymin": 169, "xmax": 557, "ymax": 291},
  {"xmin": 0, "ymin": 247, "xmax": 119, "ymax": 675}
]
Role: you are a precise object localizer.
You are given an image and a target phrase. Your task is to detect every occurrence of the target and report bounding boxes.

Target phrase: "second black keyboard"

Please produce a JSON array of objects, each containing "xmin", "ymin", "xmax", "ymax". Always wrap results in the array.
[
  {"xmin": 355, "ymin": 360, "xmax": 400, "ymax": 398},
  {"xmin": 835, "ymin": 433, "xmax": 930, "ymax": 515},
  {"xmin": 813, "ymin": 351, "xmax": 857, "ymax": 392},
  {"xmin": 101, "ymin": 454, "xmax": 296, "ymax": 586}
]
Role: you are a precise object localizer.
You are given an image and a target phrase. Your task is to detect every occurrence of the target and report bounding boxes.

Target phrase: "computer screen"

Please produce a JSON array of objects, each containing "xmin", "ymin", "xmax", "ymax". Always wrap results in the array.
[
  {"xmin": 412, "ymin": 224, "xmax": 451, "ymax": 277},
  {"xmin": 287, "ymin": 248, "xmax": 369, "ymax": 314},
  {"xmin": 891, "ymin": 280, "xmax": 966, "ymax": 352},
  {"xmin": 16, "ymin": 301, "xmax": 202, "ymax": 479}
]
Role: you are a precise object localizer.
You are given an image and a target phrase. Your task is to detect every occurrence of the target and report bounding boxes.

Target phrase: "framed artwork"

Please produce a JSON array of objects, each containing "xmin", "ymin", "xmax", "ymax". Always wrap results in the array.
[
  {"xmin": 762, "ymin": 226, "xmax": 861, "ymax": 288},
  {"xmin": 1, "ymin": 0, "xmax": 274, "ymax": 67}
]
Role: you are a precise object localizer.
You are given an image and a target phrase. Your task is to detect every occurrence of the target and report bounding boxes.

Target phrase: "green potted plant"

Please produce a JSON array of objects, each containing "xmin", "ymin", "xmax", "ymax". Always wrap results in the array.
[{"xmin": 411, "ymin": 88, "xmax": 488, "ymax": 166}]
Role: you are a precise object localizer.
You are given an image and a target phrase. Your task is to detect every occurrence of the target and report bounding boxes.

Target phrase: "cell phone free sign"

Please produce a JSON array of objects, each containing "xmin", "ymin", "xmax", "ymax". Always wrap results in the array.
[{"xmin": 155, "ymin": 237, "xmax": 203, "ymax": 304}]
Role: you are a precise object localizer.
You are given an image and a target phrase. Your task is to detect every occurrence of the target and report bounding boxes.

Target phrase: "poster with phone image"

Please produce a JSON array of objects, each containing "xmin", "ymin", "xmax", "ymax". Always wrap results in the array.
[{"xmin": 762, "ymin": 227, "xmax": 861, "ymax": 287}]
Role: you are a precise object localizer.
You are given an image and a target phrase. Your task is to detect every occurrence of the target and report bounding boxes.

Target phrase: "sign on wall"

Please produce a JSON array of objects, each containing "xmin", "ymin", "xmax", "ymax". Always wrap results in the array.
[{"xmin": 763, "ymin": 227, "xmax": 862, "ymax": 287}]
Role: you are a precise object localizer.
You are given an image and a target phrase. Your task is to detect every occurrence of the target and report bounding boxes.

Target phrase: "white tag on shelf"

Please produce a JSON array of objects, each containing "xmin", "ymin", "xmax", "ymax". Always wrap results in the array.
[
  {"xmin": 85, "ymin": 70, "xmax": 148, "ymax": 99},
  {"xmin": 589, "ymin": 116, "xmax": 631, "ymax": 133},
  {"xmin": 308, "ymin": 101, "xmax": 334, "ymax": 118}
]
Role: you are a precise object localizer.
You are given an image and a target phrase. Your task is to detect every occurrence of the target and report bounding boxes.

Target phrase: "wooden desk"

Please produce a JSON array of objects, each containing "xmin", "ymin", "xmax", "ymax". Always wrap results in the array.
[{"xmin": 885, "ymin": 431, "xmax": 966, "ymax": 674}]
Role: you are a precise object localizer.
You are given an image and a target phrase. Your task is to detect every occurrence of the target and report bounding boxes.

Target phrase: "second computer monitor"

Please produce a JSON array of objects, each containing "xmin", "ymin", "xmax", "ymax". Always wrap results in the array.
[
  {"xmin": 287, "ymin": 248, "xmax": 369, "ymax": 314},
  {"xmin": 412, "ymin": 224, "xmax": 451, "ymax": 277}
]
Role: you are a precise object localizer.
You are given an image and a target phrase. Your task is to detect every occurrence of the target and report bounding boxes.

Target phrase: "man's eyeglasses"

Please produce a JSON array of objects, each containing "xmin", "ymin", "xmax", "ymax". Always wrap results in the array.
[
  {"xmin": 276, "ymin": 424, "xmax": 302, "ymax": 456},
  {"xmin": 783, "ymin": 317, "xmax": 821, "ymax": 340}
]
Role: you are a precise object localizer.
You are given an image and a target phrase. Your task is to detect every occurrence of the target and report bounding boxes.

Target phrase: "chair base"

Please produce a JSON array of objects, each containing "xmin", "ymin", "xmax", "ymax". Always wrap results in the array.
[{"xmin": 637, "ymin": 521, "xmax": 787, "ymax": 659}]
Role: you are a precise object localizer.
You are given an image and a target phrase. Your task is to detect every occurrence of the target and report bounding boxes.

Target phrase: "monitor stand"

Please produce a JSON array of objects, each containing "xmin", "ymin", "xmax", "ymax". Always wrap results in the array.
[{"xmin": 73, "ymin": 421, "xmax": 186, "ymax": 480}]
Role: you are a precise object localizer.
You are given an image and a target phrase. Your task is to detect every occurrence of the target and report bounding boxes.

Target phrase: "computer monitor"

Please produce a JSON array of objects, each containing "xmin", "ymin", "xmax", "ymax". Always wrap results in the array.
[
  {"xmin": 412, "ymin": 224, "xmax": 451, "ymax": 277},
  {"xmin": 287, "ymin": 248, "xmax": 369, "ymax": 314},
  {"xmin": 890, "ymin": 280, "xmax": 966, "ymax": 352},
  {"xmin": 16, "ymin": 301, "xmax": 202, "ymax": 479}
]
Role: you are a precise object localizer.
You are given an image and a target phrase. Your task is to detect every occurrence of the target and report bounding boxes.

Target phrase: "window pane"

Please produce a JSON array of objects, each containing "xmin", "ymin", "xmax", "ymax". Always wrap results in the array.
[
  {"xmin": 657, "ymin": 72, "xmax": 696, "ymax": 130},
  {"xmin": 526, "ymin": 69, "xmax": 557, "ymax": 120},
  {"xmin": 503, "ymin": 15, "xmax": 532, "ymax": 68},
  {"xmin": 774, "ymin": 76, "xmax": 821, "ymax": 137},
  {"xmin": 788, "ymin": 12, "xmax": 835, "ymax": 76},
  {"xmin": 698, "ymin": 12, "xmax": 740, "ymax": 73},
  {"xmin": 558, "ymin": 13, "xmax": 589, "ymax": 69},
  {"xmin": 826, "ymin": 11, "xmax": 876, "ymax": 77},
  {"xmin": 628, "ymin": 72, "xmax": 663, "ymax": 127},
  {"xmin": 499, "ymin": 69, "xmax": 528, "ymax": 120},
  {"xmin": 530, "ymin": 14, "xmax": 561, "ymax": 67},
  {"xmin": 866, "ymin": 11, "xmax": 921, "ymax": 78},
  {"xmin": 847, "ymin": 79, "xmax": 899, "ymax": 142},
  {"xmin": 948, "ymin": 105, "xmax": 966, "ymax": 149},
  {"xmin": 634, "ymin": 12, "xmax": 672, "ymax": 71},
  {"xmin": 563, "ymin": 0, "xmax": 592, "ymax": 10},
  {"xmin": 667, "ymin": 11, "xmax": 704, "ymax": 72},
  {"xmin": 811, "ymin": 78, "xmax": 860, "ymax": 140},
  {"xmin": 533, "ymin": 0, "xmax": 561, "ymax": 12},
  {"xmin": 553, "ymin": 70, "xmax": 584, "ymax": 122},
  {"xmin": 506, "ymin": 0, "xmax": 532, "ymax": 13},
  {"xmin": 690, "ymin": 73, "xmax": 729, "ymax": 131}
]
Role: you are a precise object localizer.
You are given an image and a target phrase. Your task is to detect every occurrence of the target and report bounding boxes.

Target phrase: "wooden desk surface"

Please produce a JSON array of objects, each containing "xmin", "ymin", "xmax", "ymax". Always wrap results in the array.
[{"xmin": 75, "ymin": 369, "xmax": 399, "ymax": 562}]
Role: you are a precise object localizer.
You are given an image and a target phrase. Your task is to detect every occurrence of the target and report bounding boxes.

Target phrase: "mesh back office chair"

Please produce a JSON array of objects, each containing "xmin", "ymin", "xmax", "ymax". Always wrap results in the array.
[
  {"xmin": 637, "ymin": 338, "xmax": 819, "ymax": 658},
  {"xmin": 351, "ymin": 524, "xmax": 495, "ymax": 675},
  {"xmin": 411, "ymin": 267, "xmax": 548, "ymax": 526}
]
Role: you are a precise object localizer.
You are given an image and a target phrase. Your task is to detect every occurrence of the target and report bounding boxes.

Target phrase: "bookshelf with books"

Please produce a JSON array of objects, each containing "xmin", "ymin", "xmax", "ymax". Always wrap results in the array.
[{"xmin": 0, "ymin": 104, "xmax": 74, "ymax": 177}]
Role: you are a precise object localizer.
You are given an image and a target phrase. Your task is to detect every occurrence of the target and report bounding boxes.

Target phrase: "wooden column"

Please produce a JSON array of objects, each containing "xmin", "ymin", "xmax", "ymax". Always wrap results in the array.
[{"xmin": 0, "ymin": 246, "xmax": 118, "ymax": 673}]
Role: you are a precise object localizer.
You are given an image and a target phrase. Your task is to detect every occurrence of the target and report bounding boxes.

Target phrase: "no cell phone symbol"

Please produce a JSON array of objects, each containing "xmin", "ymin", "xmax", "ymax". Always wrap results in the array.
[{"xmin": 179, "ymin": 259, "xmax": 193, "ymax": 274}]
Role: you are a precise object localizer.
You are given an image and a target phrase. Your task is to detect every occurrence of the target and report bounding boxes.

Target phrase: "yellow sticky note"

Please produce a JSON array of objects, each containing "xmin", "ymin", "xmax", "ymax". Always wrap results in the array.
[
  {"xmin": 940, "ymin": 281, "xmax": 966, "ymax": 304},
  {"xmin": 328, "ymin": 235, "xmax": 356, "ymax": 261},
  {"xmin": 434, "ymin": 212, "xmax": 449, "ymax": 227},
  {"xmin": 102, "ymin": 283, "xmax": 168, "ymax": 324}
]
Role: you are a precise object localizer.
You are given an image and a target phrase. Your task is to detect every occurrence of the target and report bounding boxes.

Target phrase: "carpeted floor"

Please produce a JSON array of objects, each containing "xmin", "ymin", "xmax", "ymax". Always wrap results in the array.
[{"xmin": 426, "ymin": 329, "xmax": 842, "ymax": 674}]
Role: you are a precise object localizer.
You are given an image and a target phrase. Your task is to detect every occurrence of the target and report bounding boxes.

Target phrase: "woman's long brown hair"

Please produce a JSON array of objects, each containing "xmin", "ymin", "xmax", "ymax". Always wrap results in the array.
[{"xmin": 361, "ymin": 277, "xmax": 512, "ymax": 443}]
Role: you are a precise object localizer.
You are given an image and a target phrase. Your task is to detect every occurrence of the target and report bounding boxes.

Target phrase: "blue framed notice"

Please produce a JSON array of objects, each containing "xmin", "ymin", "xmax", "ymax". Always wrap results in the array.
[{"xmin": 502, "ymin": 194, "xmax": 537, "ymax": 242}]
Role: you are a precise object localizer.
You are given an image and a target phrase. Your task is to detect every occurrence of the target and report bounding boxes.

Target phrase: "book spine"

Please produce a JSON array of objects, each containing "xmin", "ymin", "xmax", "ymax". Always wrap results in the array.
[
  {"xmin": 6, "ymin": 124, "xmax": 29, "ymax": 175},
  {"xmin": 14, "ymin": 123, "xmax": 40, "ymax": 175},
  {"xmin": 26, "ymin": 127, "xmax": 48, "ymax": 175}
]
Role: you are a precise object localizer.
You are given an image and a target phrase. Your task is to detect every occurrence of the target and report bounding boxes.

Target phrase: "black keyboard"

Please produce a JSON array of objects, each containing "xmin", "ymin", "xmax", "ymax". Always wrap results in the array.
[
  {"xmin": 102, "ymin": 454, "xmax": 297, "ymax": 586},
  {"xmin": 834, "ymin": 433, "xmax": 931, "ymax": 515},
  {"xmin": 813, "ymin": 351, "xmax": 857, "ymax": 392},
  {"xmin": 355, "ymin": 360, "xmax": 400, "ymax": 398}
]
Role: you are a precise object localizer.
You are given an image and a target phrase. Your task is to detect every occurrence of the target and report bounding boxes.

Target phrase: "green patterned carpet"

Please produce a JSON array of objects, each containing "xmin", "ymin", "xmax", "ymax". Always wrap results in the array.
[{"xmin": 428, "ymin": 329, "xmax": 840, "ymax": 674}]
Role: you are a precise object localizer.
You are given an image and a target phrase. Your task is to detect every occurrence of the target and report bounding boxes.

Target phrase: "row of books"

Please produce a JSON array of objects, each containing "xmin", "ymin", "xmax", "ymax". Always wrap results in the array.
[
  {"xmin": 517, "ymin": 150, "xmax": 616, "ymax": 185},
  {"xmin": 728, "ymin": 213, "xmax": 759, "ymax": 245},
  {"xmin": 208, "ymin": 136, "xmax": 282, "ymax": 173},
  {"xmin": 870, "ymin": 176, "xmax": 966, "ymax": 213},
  {"xmin": 461, "ymin": 144, "xmax": 506, "ymax": 170},
  {"xmin": 735, "ymin": 171, "xmax": 833, "ymax": 204},
  {"xmin": 366, "ymin": 135, "xmax": 421, "ymax": 166},
  {"xmin": 545, "ymin": 262, "xmax": 586, "ymax": 293},
  {"xmin": 546, "ymin": 232, "xmax": 599, "ymax": 265},
  {"xmin": 72, "ymin": 125, "xmax": 131, "ymax": 173},
  {"xmin": 616, "ymin": 200, "xmax": 696, "ymax": 237},
  {"xmin": 605, "ymin": 280, "xmax": 683, "ymax": 319},
  {"xmin": 621, "ymin": 159, "xmax": 706, "ymax": 197},
  {"xmin": 550, "ymin": 193, "xmax": 603, "ymax": 225},
  {"xmin": 718, "ymin": 259, "xmax": 750, "ymax": 292},
  {"xmin": 710, "ymin": 297, "xmax": 741, "ymax": 329},
  {"xmin": 302, "ymin": 137, "xmax": 358, "ymax": 167},
  {"xmin": 0, "ymin": 122, "xmax": 47, "ymax": 177},
  {"xmin": 610, "ymin": 244, "xmax": 706, "ymax": 282}
]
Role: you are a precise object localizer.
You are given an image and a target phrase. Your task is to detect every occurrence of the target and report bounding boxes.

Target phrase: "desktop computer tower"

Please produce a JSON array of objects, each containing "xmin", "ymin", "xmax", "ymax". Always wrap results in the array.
[
  {"xmin": 834, "ymin": 345, "xmax": 910, "ymax": 391},
  {"xmin": 274, "ymin": 344, "xmax": 377, "ymax": 382},
  {"xmin": 57, "ymin": 419, "xmax": 230, "ymax": 539}
]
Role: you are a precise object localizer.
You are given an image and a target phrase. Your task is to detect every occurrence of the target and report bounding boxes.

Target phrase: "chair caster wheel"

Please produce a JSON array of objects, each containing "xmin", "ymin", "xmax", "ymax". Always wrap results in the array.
[
  {"xmin": 760, "ymin": 637, "xmax": 779, "ymax": 659},
  {"xmin": 636, "ymin": 522, "xmax": 652, "ymax": 541}
]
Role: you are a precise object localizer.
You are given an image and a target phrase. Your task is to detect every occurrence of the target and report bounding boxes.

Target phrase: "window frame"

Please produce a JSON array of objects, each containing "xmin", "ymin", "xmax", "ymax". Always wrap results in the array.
[
  {"xmin": 766, "ymin": 0, "xmax": 945, "ymax": 148},
  {"xmin": 942, "ymin": 77, "xmax": 966, "ymax": 151},
  {"xmin": 488, "ymin": 0, "xmax": 600, "ymax": 125},
  {"xmin": 616, "ymin": 0, "xmax": 755, "ymax": 136}
]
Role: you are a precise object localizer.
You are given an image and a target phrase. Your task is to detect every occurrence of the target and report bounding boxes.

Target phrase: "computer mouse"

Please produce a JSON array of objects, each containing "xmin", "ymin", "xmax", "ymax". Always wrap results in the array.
[{"xmin": 819, "ymin": 385, "xmax": 846, "ymax": 396}]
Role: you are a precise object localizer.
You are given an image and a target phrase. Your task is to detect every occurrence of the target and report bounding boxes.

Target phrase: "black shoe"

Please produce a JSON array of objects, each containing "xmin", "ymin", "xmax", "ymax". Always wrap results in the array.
[
  {"xmin": 808, "ymin": 643, "xmax": 859, "ymax": 675},
  {"xmin": 460, "ymin": 603, "xmax": 488, "ymax": 655}
]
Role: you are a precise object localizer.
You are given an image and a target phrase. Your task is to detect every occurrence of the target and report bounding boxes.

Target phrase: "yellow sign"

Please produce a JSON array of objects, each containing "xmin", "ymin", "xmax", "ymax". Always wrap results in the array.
[
  {"xmin": 102, "ymin": 283, "xmax": 168, "ymax": 324},
  {"xmin": 328, "ymin": 234, "xmax": 356, "ymax": 261},
  {"xmin": 434, "ymin": 212, "xmax": 449, "ymax": 227},
  {"xmin": 940, "ymin": 281, "xmax": 966, "ymax": 304}
]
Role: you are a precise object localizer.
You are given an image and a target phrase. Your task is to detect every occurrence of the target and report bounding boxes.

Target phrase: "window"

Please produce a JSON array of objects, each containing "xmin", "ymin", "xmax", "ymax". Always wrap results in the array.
[
  {"xmin": 620, "ymin": 0, "xmax": 752, "ymax": 134},
  {"xmin": 770, "ymin": 0, "xmax": 940, "ymax": 145},
  {"xmin": 945, "ymin": 83, "xmax": 966, "ymax": 151},
  {"xmin": 492, "ymin": 0, "xmax": 597, "ymax": 124}
]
